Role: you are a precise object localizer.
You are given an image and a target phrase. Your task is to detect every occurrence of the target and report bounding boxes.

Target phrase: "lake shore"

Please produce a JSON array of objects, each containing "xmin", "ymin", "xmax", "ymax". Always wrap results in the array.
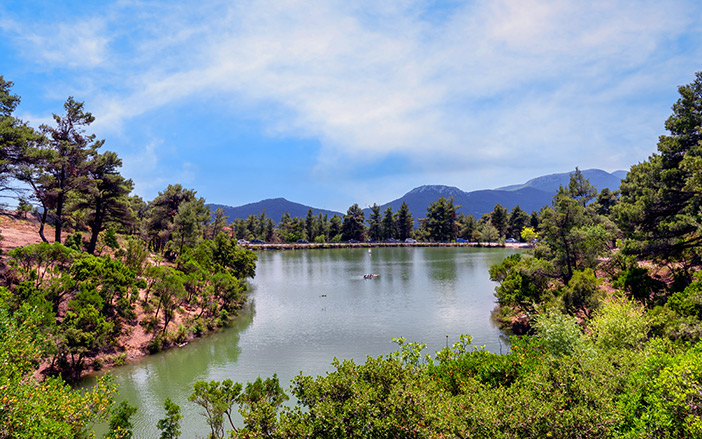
[{"xmin": 241, "ymin": 241, "xmax": 531, "ymax": 251}]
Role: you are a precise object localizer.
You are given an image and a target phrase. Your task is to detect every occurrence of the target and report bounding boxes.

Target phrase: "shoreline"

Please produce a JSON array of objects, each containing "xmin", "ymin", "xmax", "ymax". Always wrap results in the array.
[
  {"xmin": 72, "ymin": 242, "xmax": 528, "ymax": 381},
  {"xmin": 240, "ymin": 241, "xmax": 531, "ymax": 251}
]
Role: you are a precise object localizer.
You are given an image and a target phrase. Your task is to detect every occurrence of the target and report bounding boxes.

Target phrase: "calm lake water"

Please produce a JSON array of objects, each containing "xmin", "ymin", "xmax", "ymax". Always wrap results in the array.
[{"xmin": 84, "ymin": 246, "xmax": 519, "ymax": 438}]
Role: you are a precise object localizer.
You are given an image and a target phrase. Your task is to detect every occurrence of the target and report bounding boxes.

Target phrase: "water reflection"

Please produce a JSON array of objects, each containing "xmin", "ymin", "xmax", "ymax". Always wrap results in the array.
[{"xmin": 83, "ymin": 246, "xmax": 519, "ymax": 438}]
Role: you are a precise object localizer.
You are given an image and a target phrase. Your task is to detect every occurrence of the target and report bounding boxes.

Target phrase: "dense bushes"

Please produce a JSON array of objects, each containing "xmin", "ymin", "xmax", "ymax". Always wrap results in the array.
[{"xmin": 172, "ymin": 301, "xmax": 701, "ymax": 438}]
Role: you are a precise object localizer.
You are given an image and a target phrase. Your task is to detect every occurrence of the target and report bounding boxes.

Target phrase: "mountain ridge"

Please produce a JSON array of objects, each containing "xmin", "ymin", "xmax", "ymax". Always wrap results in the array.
[{"xmin": 209, "ymin": 168, "xmax": 627, "ymax": 222}]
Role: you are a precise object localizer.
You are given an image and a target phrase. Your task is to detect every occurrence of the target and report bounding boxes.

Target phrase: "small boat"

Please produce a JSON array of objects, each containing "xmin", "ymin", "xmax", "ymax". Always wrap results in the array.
[{"xmin": 363, "ymin": 274, "xmax": 379, "ymax": 279}]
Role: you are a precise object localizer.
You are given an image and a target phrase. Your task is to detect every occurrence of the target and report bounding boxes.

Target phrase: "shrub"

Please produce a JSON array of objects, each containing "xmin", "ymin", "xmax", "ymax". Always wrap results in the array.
[
  {"xmin": 173, "ymin": 325, "xmax": 190, "ymax": 344},
  {"xmin": 588, "ymin": 296, "xmax": 649, "ymax": 351},
  {"xmin": 534, "ymin": 309, "xmax": 582, "ymax": 357},
  {"xmin": 113, "ymin": 353, "xmax": 127, "ymax": 366},
  {"xmin": 147, "ymin": 335, "xmax": 164, "ymax": 354},
  {"xmin": 562, "ymin": 269, "xmax": 604, "ymax": 316},
  {"xmin": 140, "ymin": 315, "xmax": 159, "ymax": 333}
]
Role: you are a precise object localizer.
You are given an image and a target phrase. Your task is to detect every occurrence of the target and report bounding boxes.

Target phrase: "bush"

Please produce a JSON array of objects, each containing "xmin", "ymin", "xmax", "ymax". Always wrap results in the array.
[
  {"xmin": 613, "ymin": 265, "xmax": 665, "ymax": 305},
  {"xmin": 588, "ymin": 296, "xmax": 649, "ymax": 351},
  {"xmin": 140, "ymin": 315, "xmax": 159, "ymax": 333},
  {"xmin": 191, "ymin": 319, "xmax": 205, "ymax": 337},
  {"xmin": 534, "ymin": 309, "xmax": 582, "ymax": 357},
  {"xmin": 147, "ymin": 335, "xmax": 164, "ymax": 354},
  {"xmin": 173, "ymin": 325, "xmax": 190, "ymax": 344},
  {"xmin": 113, "ymin": 353, "xmax": 127, "ymax": 366},
  {"xmin": 666, "ymin": 276, "xmax": 702, "ymax": 319},
  {"xmin": 562, "ymin": 269, "xmax": 604, "ymax": 316}
]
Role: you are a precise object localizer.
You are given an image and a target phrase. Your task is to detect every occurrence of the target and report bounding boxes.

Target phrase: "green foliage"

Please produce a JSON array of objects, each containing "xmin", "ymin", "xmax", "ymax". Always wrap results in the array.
[
  {"xmin": 105, "ymin": 400, "xmax": 137, "ymax": 439},
  {"xmin": 157, "ymin": 398, "xmax": 183, "ymax": 439},
  {"xmin": 395, "ymin": 201, "xmax": 414, "ymax": 241},
  {"xmin": 381, "ymin": 205, "xmax": 396, "ymax": 240},
  {"xmin": 613, "ymin": 262, "xmax": 666, "ymax": 305},
  {"xmin": 59, "ymin": 286, "xmax": 115, "ymax": 376},
  {"xmin": 667, "ymin": 278, "xmax": 702, "ymax": 319},
  {"xmin": 534, "ymin": 309, "xmax": 582, "ymax": 357},
  {"xmin": 8, "ymin": 242, "xmax": 75, "ymax": 289},
  {"xmin": 35, "ymin": 97, "xmax": 104, "ymax": 244},
  {"xmin": 490, "ymin": 203, "xmax": 509, "ymax": 238},
  {"xmin": 618, "ymin": 341, "xmax": 702, "ymax": 438},
  {"xmin": 457, "ymin": 212, "xmax": 478, "ymax": 241},
  {"xmin": 490, "ymin": 254, "xmax": 553, "ymax": 314},
  {"xmin": 477, "ymin": 221, "xmax": 500, "ymax": 243},
  {"xmin": 145, "ymin": 184, "xmax": 198, "ymax": 253},
  {"xmin": 112, "ymin": 352, "xmax": 127, "ymax": 366},
  {"xmin": 74, "ymin": 150, "xmax": 134, "ymax": 255},
  {"xmin": 237, "ymin": 375, "xmax": 289, "ymax": 436},
  {"xmin": 341, "ymin": 203, "xmax": 366, "ymax": 241},
  {"xmin": 366, "ymin": 203, "xmax": 382, "ymax": 241},
  {"xmin": 507, "ymin": 205, "xmax": 530, "ymax": 241},
  {"xmin": 64, "ymin": 232, "xmax": 84, "ymax": 252},
  {"xmin": 562, "ymin": 268, "xmax": 604, "ymax": 316},
  {"xmin": 168, "ymin": 197, "xmax": 210, "ymax": 257},
  {"xmin": 616, "ymin": 71, "xmax": 702, "ymax": 273},
  {"xmin": 520, "ymin": 226, "xmax": 538, "ymax": 243},
  {"xmin": 123, "ymin": 236, "xmax": 148, "ymax": 276},
  {"xmin": 0, "ymin": 303, "xmax": 116, "ymax": 438},
  {"xmin": 424, "ymin": 196, "xmax": 458, "ymax": 242},
  {"xmin": 537, "ymin": 178, "xmax": 617, "ymax": 283},
  {"xmin": 189, "ymin": 379, "xmax": 243, "ymax": 438},
  {"xmin": 588, "ymin": 296, "xmax": 649, "ymax": 351}
]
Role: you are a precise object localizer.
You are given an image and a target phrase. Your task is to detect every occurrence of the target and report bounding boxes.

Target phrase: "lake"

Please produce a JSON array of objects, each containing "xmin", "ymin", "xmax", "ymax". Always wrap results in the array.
[{"xmin": 84, "ymin": 246, "xmax": 519, "ymax": 438}]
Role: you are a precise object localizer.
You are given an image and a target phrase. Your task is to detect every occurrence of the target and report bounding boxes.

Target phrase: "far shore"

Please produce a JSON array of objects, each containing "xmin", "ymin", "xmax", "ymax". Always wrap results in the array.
[{"xmin": 240, "ymin": 241, "xmax": 531, "ymax": 251}]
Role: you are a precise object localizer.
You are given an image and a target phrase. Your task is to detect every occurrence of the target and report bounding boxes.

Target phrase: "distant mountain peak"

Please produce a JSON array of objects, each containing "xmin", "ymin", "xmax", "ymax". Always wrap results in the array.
[{"xmin": 406, "ymin": 185, "xmax": 464, "ymax": 197}]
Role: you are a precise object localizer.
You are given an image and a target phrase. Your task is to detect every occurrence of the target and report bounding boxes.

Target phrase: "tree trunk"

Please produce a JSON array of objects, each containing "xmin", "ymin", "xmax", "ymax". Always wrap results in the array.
[
  {"xmin": 87, "ymin": 201, "xmax": 104, "ymax": 255},
  {"xmin": 54, "ymin": 194, "xmax": 64, "ymax": 243},
  {"xmin": 38, "ymin": 206, "xmax": 49, "ymax": 243}
]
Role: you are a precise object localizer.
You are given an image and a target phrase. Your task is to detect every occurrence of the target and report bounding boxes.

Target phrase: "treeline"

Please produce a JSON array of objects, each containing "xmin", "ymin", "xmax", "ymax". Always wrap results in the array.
[{"xmin": 230, "ymin": 198, "xmax": 550, "ymax": 244}]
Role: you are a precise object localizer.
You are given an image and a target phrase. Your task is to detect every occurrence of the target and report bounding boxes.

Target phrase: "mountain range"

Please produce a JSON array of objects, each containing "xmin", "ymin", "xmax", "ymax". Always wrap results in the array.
[{"xmin": 209, "ymin": 168, "xmax": 626, "ymax": 222}]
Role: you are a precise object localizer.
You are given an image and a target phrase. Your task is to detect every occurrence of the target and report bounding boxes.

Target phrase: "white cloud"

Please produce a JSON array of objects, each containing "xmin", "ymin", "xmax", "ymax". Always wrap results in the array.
[
  {"xmin": 8, "ymin": 17, "xmax": 110, "ymax": 68},
  {"xmin": 4, "ymin": 0, "xmax": 701, "ymax": 193}
]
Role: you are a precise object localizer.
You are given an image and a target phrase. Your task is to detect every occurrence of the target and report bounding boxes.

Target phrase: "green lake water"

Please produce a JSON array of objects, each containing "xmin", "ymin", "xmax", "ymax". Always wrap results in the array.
[{"xmin": 83, "ymin": 246, "xmax": 519, "ymax": 438}]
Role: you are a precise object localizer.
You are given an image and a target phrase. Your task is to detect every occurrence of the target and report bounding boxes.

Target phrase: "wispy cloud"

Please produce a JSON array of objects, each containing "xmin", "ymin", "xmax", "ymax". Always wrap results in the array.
[{"xmin": 2, "ymin": 0, "xmax": 701, "ymax": 207}]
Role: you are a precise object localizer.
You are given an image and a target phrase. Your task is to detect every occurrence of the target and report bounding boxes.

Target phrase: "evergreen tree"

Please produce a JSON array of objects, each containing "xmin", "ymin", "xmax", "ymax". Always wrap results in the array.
[
  {"xmin": 305, "ymin": 209, "xmax": 314, "ymax": 241},
  {"xmin": 146, "ymin": 185, "xmax": 198, "ymax": 252},
  {"xmin": 329, "ymin": 214, "xmax": 342, "ymax": 240},
  {"xmin": 207, "ymin": 208, "xmax": 229, "ymax": 240},
  {"xmin": 170, "ymin": 197, "xmax": 210, "ymax": 256},
  {"xmin": 341, "ymin": 204, "xmax": 365, "ymax": 241},
  {"xmin": 537, "ymin": 174, "xmax": 617, "ymax": 284},
  {"xmin": 616, "ymin": 71, "xmax": 702, "ymax": 277},
  {"xmin": 507, "ymin": 205, "xmax": 530, "ymax": 241},
  {"xmin": 0, "ymin": 77, "xmax": 42, "ymax": 201},
  {"xmin": 425, "ymin": 197, "xmax": 458, "ymax": 242},
  {"xmin": 367, "ymin": 204, "xmax": 382, "ymax": 241},
  {"xmin": 457, "ymin": 213, "xmax": 478, "ymax": 241},
  {"xmin": 490, "ymin": 204, "xmax": 509, "ymax": 239},
  {"xmin": 73, "ymin": 151, "xmax": 134, "ymax": 254},
  {"xmin": 395, "ymin": 202, "xmax": 414, "ymax": 241},
  {"xmin": 381, "ymin": 206, "xmax": 396, "ymax": 240},
  {"xmin": 19, "ymin": 98, "xmax": 102, "ymax": 243}
]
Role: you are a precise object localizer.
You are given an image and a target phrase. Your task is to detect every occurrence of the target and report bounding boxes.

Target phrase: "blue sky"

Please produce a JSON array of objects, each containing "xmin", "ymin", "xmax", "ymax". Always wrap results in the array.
[{"xmin": 1, "ymin": 0, "xmax": 701, "ymax": 213}]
